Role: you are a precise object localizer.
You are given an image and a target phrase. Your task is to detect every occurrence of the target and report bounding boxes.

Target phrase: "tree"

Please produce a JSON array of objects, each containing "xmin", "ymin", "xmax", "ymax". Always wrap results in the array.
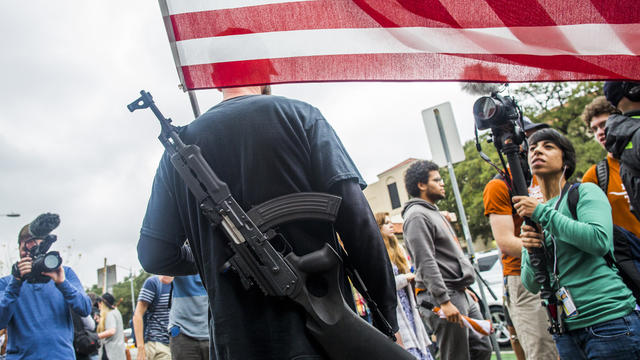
[{"xmin": 437, "ymin": 81, "xmax": 607, "ymax": 248}]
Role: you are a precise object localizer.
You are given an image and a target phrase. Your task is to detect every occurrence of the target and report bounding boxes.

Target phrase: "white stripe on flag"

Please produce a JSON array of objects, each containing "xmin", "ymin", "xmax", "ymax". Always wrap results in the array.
[
  {"xmin": 175, "ymin": 23, "xmax": 636, "ymax": 66},
  {"xmin": 165, "ymin": 0, "xmax": 315, "ymax": 15}
]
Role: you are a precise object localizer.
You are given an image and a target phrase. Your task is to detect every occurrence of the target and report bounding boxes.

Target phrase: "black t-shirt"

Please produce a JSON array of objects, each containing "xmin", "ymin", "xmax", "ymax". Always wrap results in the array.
[{"xmin": 140, "ymin": 95, "xmax": 371, "ymax": 359}]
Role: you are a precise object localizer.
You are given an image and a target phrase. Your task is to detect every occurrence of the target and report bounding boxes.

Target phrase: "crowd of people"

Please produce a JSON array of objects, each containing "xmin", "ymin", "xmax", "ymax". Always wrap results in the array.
[{"xmin": 1, "ymin": 81, "xmax": 640, "ymax": 359}]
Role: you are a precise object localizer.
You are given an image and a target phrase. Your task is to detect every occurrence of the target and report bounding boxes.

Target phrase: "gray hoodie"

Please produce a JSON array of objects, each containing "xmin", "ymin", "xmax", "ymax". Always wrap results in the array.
[{"xmin": 401, "ymin": 198, "xmax": 475, "ymax": 304}]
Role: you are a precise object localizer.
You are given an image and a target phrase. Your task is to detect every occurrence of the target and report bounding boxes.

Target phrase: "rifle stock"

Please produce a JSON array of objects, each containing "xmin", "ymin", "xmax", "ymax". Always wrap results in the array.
[{"xmin": 287, "ymin": 244, "xmax": 414, "ymax": 359}]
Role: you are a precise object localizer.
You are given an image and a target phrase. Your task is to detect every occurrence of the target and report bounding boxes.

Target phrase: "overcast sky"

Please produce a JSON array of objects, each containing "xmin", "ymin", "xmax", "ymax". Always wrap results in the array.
[{"xmin": 0, "ymin": 1, "xmax": 482, "ymax": 287}]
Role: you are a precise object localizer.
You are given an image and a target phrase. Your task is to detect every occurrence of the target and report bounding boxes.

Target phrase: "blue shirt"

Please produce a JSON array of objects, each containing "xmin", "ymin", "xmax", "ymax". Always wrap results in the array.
[
  {"xmin": 138, "ymin": 276, "xmax": 171, "ymax": 344},
  {"xmin": 169, "ymin": 275, "xmax": 208, "ymax": 340},
  {"xmin": 0, "ymin": 266, "xmax": 91, "ymax": 359}
]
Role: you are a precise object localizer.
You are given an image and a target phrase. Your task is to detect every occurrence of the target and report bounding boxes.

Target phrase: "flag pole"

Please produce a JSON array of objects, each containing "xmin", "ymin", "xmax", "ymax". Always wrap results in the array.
[{"xmin": 187, "ymin": 90, "xmax": 201, "ymax": 118}]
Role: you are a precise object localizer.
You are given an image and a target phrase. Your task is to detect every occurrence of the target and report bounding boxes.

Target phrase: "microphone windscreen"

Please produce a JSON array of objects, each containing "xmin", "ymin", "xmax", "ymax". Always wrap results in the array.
[
  {"xmin": 461, "ymin": 82, "xmax": 502, "ymax": 96},
  {"xmin": 29, "ymin": 213, "xmax": 60, "ymax": 237}
]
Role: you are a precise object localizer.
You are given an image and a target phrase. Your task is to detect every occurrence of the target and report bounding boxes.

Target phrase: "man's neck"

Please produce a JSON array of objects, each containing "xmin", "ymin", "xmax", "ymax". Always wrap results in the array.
[
  {"xmin": 419, "ymin": 193, "xmax": 436, "ymax": 205},
  {"xmin": 624, "ymin": 109, "xmax": 640, "ymax": 117},
  {"xmin": 222, "ymin": 86, "xmax": 263, "ymax": 101},
  {"xmin": 537, "ymin": 174, "xmax": 566, "ymax": 201}
]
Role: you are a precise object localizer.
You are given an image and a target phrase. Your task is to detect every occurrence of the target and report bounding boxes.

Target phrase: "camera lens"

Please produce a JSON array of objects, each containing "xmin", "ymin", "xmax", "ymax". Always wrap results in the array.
[
  {"xmin": 43, "ymin": 252, "xmax": 62, "ymax": 271},
  {"xmin": 474, "ymin": 97, "xmax": 498, "ymax": 121}
]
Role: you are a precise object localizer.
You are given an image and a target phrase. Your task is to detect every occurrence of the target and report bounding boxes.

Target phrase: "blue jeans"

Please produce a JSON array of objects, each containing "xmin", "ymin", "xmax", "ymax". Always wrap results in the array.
[{"xmin": 553, "ymin": 311, "xmax": 640, "ymax": 359}]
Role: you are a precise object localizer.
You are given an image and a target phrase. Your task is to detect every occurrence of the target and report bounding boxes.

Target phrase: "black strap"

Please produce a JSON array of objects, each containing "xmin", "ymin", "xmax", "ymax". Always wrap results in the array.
[
  {"xmin": 595, "ymin": 159, "xmax": 609, "ymax": 195},
  {"xmin": 333, "ymin": 237, "xmax": 395, "ymax": 338},
  {"xmin": 548, "ymin": 183, "xmax": 575, "ymax": 280},
  {"xmin": 567, "ymin": 184, "xmax": 580, "ymax": 220},
  {"xmin": 564, "ymin": 183, "xmax": 617, "ymax": 271}
]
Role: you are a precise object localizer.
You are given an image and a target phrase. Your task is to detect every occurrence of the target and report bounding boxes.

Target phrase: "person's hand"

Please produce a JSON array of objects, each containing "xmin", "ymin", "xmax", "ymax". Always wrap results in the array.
[
  {"xmin": 136, "ymin": 344, "xmax": 145, "ymax": 360},
  {"xmin": 43, "ymin": 266, "xmax": 65, "ymax": 284},
  {"xmin": 440, "ymin": 211, "xmax": 457, "ymax": 223},
  {"xmin": 440, "ymin": 301, "xmax": 464, "ymax": 327},
  {"xmin": 16, "ymin": 257, "xmax": 33, "ymax": 279},
  {"xmin": 465, "ymin": 288, "xmax": 479, "ymax": 303},
  {"xmin": 395, "ymin": 332, "xmax": 404, "ymax": 347},
  {"xmin": 512, "ymin": 196, "xmax": 540, "ymax": 218},
  {"xmin": 405, "ymin": 273, "xmax": 416, "ymax": 283},
  {"xmin": 520, "ymin": 224, "xmax": 544, "ymax": 251}
]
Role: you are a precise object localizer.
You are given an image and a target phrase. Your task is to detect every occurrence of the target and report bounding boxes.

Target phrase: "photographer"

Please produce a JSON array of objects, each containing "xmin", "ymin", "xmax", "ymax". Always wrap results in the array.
[
  {"xmin": 514, "ymin": 129, "xmax": 640, "ymax": 359},
  {"xmin": 0, "ymin": 221, "xmax": 92, "ymax": 359},
  {"xmin": 482, "ymin": 119, "xmax": 558, "ymax": 360}
]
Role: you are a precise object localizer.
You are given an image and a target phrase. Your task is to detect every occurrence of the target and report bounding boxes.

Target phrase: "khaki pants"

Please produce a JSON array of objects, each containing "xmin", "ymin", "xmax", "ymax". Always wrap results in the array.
[
  {"xmin": 505, "ymin": 275, "xmax": 558, "ymax": 360},
  {"xmin": 145, "ymin": 341, "xmax": 171, "ymax": 360}
]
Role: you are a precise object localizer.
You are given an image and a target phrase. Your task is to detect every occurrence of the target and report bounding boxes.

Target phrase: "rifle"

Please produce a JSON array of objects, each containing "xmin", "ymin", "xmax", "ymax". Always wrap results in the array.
[{"xmin": 128, "ymin": 90, "xmax": 413, "ymax": 359}]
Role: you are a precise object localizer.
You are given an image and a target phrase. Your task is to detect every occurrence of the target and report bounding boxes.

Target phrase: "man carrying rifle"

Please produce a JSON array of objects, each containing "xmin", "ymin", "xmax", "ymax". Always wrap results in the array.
[{"xmin": 137, "ymin": 84, "xmax": 398, "ymax": 359}]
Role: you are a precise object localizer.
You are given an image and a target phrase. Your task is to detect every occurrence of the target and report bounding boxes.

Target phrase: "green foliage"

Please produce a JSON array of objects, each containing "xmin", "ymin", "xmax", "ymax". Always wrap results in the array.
[
  {"xmin": 86, "ymin": 270, "xmax": 151, "ymax": 323},
  {"xmin": 438, "ymin": 82, "xmax": 607, "ymax": 247},
  {"xmin": 438, "ymin": 133, "xmax": 501, "ymax": 245}
]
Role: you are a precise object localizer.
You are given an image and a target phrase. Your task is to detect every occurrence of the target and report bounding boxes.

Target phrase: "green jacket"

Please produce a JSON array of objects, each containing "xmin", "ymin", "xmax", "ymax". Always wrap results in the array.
[{"xmin": 521, "ymin": 182, "xmax": 635, "ymax": 330}]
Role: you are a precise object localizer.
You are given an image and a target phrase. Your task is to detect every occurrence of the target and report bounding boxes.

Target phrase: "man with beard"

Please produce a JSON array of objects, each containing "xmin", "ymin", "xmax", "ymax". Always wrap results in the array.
[{"xmin": 401, "ymin": 160, "xmax": 491, "ymax": 360}]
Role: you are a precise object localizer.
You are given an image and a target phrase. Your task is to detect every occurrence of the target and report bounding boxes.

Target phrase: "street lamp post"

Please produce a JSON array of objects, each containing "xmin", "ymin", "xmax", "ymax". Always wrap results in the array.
[
  {"xmin": 116, "ymin": 265, "xmax": 136, "ymax": 313},
  {"xmin": 1, "ymin": 213, "xmax": 20, "ymax": 218}
]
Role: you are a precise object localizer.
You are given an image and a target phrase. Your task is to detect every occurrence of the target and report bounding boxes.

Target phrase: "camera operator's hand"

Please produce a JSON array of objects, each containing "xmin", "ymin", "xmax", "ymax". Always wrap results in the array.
[
  {"xmin": 512, "ymin": 196, "xmax": 540, "ymax": 218},
  {"xmin": 16, "ymin": 256, "xmax": 33, "ymax": 279},
  {"xmin": 520, "ymin": 224, "xmax": 544, "ymax": 251},
  {"xmin": 43, "ymin": 265, "xmax": 65, "ymax": 284},
  {"xmin": 440, "ymin": 301, "xmax": 464, "ymax": 327}
]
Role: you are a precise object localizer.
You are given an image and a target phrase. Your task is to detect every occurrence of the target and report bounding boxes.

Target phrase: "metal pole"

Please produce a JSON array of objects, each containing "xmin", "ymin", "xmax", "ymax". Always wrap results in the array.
[
  {"xmin": 188, "ymin": 90, "xmax": 201, "ymax": 118},
  {"xmin": 434, "ymin": 109, "xmax": 502, "ymax": 360},
  {"xmin": 130, "ymin": 267, "xmax": 136, "ymax": 313}
]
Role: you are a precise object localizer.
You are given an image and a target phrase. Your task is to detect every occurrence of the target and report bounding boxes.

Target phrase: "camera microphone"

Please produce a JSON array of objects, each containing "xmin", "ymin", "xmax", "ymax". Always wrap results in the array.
[
  {"xmin": 29, "ymin": 213, "xmax": 60, "ymax": 238},
  {"xmin": 461, "ymin": 82, "xmax": 503, "ymax": 96}
]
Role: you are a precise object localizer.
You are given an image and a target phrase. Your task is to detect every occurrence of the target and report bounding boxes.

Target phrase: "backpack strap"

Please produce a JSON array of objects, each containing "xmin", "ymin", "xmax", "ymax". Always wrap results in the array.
[
  {"xmin": 595, "ymin": 159, "xmax": 609, "ymax": 194},
  {"xmin": 494, "ymin": 173, "xmax": 516, "ymax": 215},
  {"xmin": 567, "ymin": 183, "xmax": 581, "ymax": 220},
  {"xmin": 566, "ymin": 183, "xmax": 619, "ymax": 269}
]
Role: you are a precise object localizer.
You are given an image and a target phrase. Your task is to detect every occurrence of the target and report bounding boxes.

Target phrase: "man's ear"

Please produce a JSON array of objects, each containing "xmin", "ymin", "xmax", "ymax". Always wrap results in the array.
[{"xmin": 417, "ymin": 182, "xmax": 428, "ymax": 191}]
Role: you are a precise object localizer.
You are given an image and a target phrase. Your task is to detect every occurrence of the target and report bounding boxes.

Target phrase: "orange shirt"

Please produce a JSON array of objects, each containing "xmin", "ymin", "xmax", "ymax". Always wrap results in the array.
[
  {"xmin": 483, "ymin": 175, "xmax": 539, "ymax": 276},
  {"xmin": 583, "ymin": 155, "xmax": 640, "ymax": 238}
]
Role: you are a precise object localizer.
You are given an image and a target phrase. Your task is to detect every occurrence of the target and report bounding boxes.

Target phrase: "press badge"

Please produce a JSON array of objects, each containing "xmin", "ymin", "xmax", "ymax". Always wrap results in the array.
[{"xmin": 556, "ymin": 287, "xmax": 579, "ymax": 318}]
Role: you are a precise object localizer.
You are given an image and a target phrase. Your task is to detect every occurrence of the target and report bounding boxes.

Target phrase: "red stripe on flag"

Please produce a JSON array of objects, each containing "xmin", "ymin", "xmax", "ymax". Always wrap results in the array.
[
  {"xmin": 171, "ymin": 1, "xmax": 441, "ymax": 42},
  {"xmin": 590, "ymin": 0, "xmax": 640, "ymax": 24},
  {"xmin": 590, "ymin": 1, "xmax": 640, "ymax": 55},
  {"xmin": 169, "ymin": 0, "xmax": 617, "ymax": 42},
  {"xmin": 180, "ymin": 53, "xmax": 640, "ymax": 90}
]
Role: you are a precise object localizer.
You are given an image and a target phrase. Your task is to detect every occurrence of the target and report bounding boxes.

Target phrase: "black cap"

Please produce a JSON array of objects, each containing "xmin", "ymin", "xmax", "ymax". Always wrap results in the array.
[
  {"xmin": 522, "ymin": 117, "xmax": 550, "ymax": 133},
  {"xmin": 101, "ymin": 293, "xmax": 116, "ymax": 309},
  {"xmin": 604, "ymin": 81, "xmax": 626, "ymax": 108}
]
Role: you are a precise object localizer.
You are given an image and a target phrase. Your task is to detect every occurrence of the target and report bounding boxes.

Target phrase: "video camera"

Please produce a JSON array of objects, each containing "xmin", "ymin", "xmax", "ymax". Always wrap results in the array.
[
  {"xmin": 470, "ymin": 86, "xmax": 561, "ymax": 334},
  {"xmin": 12, "ymin": 213, "xmax": 63, "ymax": 284}
]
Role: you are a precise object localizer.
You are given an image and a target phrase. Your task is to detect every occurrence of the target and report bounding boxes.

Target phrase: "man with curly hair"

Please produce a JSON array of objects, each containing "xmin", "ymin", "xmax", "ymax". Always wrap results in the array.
[
  {"xmin": 401, "ymin": 160, "xmax": 491, "ymax": 360},
  {"xmin": 581, "ymin": 96, "xmax": 640, "ymax": 237}
]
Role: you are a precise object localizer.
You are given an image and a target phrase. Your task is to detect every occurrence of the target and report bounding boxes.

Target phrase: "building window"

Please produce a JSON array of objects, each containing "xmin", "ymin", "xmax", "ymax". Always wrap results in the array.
[{"xmin": 388, "ymin": 182, "xmax": 401, "ymax": 209}]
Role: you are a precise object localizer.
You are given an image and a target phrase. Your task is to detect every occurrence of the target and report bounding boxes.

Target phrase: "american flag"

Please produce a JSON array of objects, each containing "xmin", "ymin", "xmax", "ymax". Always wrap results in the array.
[{"xmin": 159, "ymin": 0, "xmax": 640, "ymax": 90}]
